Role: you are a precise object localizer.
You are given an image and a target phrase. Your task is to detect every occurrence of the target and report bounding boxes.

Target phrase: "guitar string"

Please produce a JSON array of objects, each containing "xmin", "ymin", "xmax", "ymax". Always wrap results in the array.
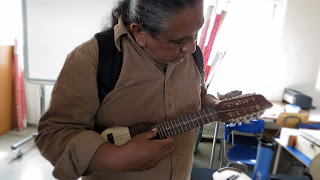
[
  {"xmin": 108, "ymin": 109, "xmax": 218, "ymax": 141},
  {"xmin": 157, "ymin": 106, "xmax": 261, "ymax": 137},
  {"xmin": 108, "ymin": 106, "xmax": 261, "ymax": 141}
]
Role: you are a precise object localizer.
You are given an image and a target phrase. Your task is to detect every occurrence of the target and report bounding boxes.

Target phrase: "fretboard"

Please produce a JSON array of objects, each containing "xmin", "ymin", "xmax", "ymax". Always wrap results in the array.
[{"xmin": 156, "ymin": 106, "xmax": 219, "ymax": 139}]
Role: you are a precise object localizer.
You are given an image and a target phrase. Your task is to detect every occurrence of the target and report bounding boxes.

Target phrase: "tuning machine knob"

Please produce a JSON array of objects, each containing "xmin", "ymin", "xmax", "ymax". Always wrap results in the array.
[
  {"xmin": 235, "ymin": 118, "xmax": 242, "ymax": 126},
  {"xmin": 228, "ymin": 122, "xmax": 236, "ymax": 127},
  {"xmin": 242, "ymin": 118, "xmax": 251, "ymax": 124}
]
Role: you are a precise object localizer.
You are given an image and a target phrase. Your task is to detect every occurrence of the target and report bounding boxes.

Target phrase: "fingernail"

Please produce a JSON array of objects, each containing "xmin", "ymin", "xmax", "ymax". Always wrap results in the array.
[{"xmin": 151, "ymin": 128, "xmax": 157, "ymax": 132}]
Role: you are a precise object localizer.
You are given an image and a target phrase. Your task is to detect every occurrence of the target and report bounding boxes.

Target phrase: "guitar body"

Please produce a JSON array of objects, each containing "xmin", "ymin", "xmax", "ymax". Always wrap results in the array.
[{"xmin": 101, "ymin": 127, "xmax": 131, "ymax": 145}]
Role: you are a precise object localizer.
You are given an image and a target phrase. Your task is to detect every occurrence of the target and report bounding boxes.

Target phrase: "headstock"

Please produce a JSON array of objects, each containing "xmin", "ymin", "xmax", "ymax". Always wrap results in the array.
[{"xmin": 213, "ymin": 93, "xmax": 273, "ymax": 127}]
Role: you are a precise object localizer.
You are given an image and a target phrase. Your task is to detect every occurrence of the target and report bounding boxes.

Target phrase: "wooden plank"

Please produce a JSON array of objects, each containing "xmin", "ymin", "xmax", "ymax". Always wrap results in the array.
[{"xmin": 0, "ymin": 46, "xmax": 14, "ymax": 135}]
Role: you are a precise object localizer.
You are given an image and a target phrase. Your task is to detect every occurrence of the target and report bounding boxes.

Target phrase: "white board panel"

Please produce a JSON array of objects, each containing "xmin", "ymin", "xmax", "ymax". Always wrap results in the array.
[{"xmin": 22, "ymin": 0, "xmax": 118, "ymax": 84}]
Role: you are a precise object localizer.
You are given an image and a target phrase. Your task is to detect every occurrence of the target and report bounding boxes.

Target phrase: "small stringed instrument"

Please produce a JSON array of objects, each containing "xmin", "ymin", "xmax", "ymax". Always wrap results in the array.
[
  {"xmin": 101, "ymin": 94, "xmax": 273, "ymax": 145},
  {"xmin": 212, "ymin": 167, "xmax": 252, "ymax": 180}
]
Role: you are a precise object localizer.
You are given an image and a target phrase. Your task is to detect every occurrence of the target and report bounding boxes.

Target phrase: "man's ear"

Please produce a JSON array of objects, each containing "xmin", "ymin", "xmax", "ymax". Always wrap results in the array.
[{"xmin": 130, "ymin": 23, "xmax": 147, "ymax": 47}]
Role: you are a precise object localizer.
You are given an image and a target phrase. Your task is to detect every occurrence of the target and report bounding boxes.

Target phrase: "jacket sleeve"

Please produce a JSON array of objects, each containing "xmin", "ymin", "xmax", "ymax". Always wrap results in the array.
[{"xmin": 35, "ymin": 38, "xmax": 106, "ymax": 179}]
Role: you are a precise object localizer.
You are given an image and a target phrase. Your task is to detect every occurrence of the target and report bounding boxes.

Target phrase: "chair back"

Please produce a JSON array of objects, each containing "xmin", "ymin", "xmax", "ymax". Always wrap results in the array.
[
  {"xmin": 223, "ymin": 119, "xmax": 265, "ymax": 140},
  {"xmin": 276, "ymin": 112, "xmax": 309, "ymax": 128},
  {"xmin": 275, "ymin": 112, "xmax": 309, "ymax": 137}
]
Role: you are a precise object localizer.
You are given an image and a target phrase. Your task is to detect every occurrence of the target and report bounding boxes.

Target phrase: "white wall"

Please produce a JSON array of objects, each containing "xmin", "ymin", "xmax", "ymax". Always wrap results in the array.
[
  {"xmin": 0, "ymin": 0, "xmax": 22, "ymax": 46},
  {"xmin": 24, "ymin": 0, "xmax": 117, "ymax": 82},
  {"xmin": 208, "ymin": 0, "xmax": 320, "ymax": 108},
  {"xmin": 280, "ymin": 0, "xmax": 320, "ymax": 108}
]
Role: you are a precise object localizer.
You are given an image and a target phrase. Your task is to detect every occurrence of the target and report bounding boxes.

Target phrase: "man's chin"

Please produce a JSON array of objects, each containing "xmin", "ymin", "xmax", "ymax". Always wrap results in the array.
[
  {"xmin": 167, "ymin": 56, "xmax": 187, "ymax": 65},
  {"xmin": 167, "ymin": 58, "xmax": 185, "ymax": 65},
  {"xmin": 155, "ymin": 55, "xmax": 187, "ymax": 66}
]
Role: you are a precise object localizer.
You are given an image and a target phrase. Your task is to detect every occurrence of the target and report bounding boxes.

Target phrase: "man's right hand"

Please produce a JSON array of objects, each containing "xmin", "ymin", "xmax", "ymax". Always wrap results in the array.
[
  {"xmin": 118, "ymin": 128, "xmax": 175, "ymax": 171},
  {"xmin": 89, "ymin": 128, "xmax": 174, "ymax": 172}
]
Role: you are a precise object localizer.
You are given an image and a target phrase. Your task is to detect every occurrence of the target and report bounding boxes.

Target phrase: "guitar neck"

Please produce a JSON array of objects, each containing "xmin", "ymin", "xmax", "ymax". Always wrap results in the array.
[{"xmin": 128, "ymin": 107, "xmax": 219, "ymax": 139}]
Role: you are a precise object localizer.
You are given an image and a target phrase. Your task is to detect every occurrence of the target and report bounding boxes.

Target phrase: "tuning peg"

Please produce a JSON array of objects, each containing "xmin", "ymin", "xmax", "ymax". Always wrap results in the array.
[
  {"xmin": 235, "ymin": 119, "xmax": 242, "ymax": 126},
  {"xmin": 242, "ymin": 118, "xmax": 251, "ymax": 124},
  {"xmin": 228, "ymin": 122, "xmax": 236, "ymax": 127}
]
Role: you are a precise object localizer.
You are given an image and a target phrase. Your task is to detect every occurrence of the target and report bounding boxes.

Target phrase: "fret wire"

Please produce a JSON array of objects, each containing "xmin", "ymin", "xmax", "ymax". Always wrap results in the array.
[
  {"xmin": 189, "ymin": 113, "xmax": 196, "ymax": 128},
  {"xmin": 175, "ymin": 119, "xmax": 181, "ymax": 134},
  {"xmin": 202, "ymin": 109, "xmax": 210, "ymax": 124},
  {"xmin": 194, "ymin": 112, "xmax": 201, "ymax": 127},
  {"xmin": 209, "ymin": 109, "xmax": 216, "ymax": 122},
  {"xmin": 186, "ymin": 114, "xmax": 192, "ymax": 130},
  {"xmin": 198, "ymin": 111, "xmax": 206, "ymax": 125},
  {"xmin": 189, "ymin": 113, "xmax": 197, "ymax": 129},
  {"xmin": 153, "ymin": 108, "xmax": 220, "ymax": 140},
  {"xmin": 165, "ymin": 120, "xmax": 173, "ymax": 136},
  {"xmin": 156, "ymin": 124, "xmax": 164, "ymax": 139},
  {"xmin": 184, "ymin": 115, "xmax": 192, "ymax": 130},
  {"xmin": 181, "ymin": 115, "xmax": 189, "ymax": 131},
  {"xmin": 208, "ymin": 108, "xmax": 219, "ymax": 122},
  {"xmin": 203, "ymin": 109, "xmax": 211, "ymax": 124},
  {"xmin": 194, "ymin": 112, "xmax": 200, "ymax": 126},
  {"xmin": 176, "ymin": 117, "xmax": 183, "ymax": 134},
  {"xmin": 168, "ymin": 120, "xmax": 175, "ymax": 135},
  {"xmin": 163, "ymin": 121, "xmax": 170, "ymax": 137},
  {"xmin": 169, "ymin": 120, "xmax": 177, "ymax": 136},
  {"xmin": 178, "ymin": 116, "xmax": 186, "ymax": 132},
  {"xmin": 174, "ymin": 119, "xmax": 180, "ymax": 135},
  {"xmin": 172, "ymin": 118, "xmax": 181, "ymax": 134},
  {"xmin": 159, "ymin": 122, "xmax": 168, "ymax": 138}
]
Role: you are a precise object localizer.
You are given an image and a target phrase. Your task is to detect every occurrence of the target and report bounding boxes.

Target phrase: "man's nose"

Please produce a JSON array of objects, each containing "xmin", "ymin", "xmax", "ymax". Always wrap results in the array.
[{"xmin": 181, "ymin": 36, "xmax": 197, "ymax": 54}]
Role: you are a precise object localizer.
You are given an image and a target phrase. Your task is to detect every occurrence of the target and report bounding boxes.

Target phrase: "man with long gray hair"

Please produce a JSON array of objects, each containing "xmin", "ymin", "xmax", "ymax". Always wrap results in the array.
[{"xmin": 35, "ymin": 0, "xmax": 218, "ymax": 179}]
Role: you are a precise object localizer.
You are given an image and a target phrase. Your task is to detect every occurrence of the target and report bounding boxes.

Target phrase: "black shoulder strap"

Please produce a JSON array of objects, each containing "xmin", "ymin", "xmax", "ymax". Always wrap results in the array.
[
  {"xmin": 192, "ymin": 45, "xmax": 204, "ymax": 76},
  {"xmin": 95, "ymin": 29, "xmax": 203, "ymax": 104},
  {"xmin": 95, "ymin": 29, "xmax": 123, "ymax": 104}
]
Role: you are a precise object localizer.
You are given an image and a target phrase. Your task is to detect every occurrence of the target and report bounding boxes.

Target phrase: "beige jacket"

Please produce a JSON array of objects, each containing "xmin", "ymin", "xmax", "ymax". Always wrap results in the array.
[{"xmin": 35, "ymin": 17, "xmax": 217, "ymax": 180}]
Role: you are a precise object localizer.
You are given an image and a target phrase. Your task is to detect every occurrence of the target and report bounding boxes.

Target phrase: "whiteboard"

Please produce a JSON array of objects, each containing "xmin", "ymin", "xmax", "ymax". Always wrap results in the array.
[{"xmin": 22, "ymin": 0, "xmax": 117, "ymax": 84}]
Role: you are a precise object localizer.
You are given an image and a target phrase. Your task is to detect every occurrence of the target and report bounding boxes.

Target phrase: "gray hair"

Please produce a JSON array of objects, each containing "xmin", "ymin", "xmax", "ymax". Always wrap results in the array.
[{"xmin": 111, "ymin": 0, "xmax": 199, "ymax": 37}]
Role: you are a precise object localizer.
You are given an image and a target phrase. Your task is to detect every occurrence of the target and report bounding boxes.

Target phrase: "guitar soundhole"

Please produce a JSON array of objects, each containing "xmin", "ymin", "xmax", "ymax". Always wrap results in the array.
[{"xmin": 107, "ymin": 133, "xmax": 114, "ymax": 144}]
